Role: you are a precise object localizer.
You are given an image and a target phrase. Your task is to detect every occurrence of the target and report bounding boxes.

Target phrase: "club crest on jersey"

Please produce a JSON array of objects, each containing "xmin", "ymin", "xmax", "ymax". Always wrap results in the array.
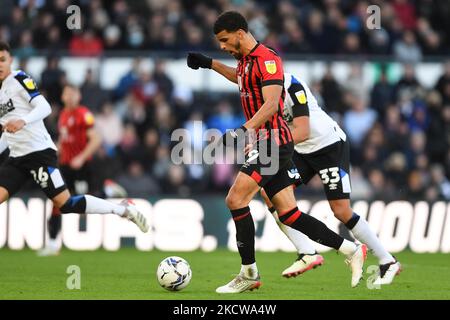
[
  {"xmin": 264, "ymin": 60, "xmax": 277, "ymax": 74},
  {"xmin": 23, "ymin": 78, "xmax": 36, "ymax": 90},
  {"xmin": 0, "ymin": 99, "xmax": 15, "ymax": 117},
  {"xmin": 85, "ymin": 112, "xmax": 95, "ymax": 125}
]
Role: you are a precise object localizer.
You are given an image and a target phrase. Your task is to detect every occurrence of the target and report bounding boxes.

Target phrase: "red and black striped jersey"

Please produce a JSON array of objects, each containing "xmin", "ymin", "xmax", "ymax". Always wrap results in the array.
[
  {"xmin": 58, "ymin": 105, "xmax": 95, "ymax": 165},
  {"xmin": 236, "ymin": 43, "xmax": 292, "ymax": 146}
]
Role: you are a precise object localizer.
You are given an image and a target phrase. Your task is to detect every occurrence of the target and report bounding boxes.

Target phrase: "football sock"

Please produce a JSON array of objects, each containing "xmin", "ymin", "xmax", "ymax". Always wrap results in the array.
[
  {"xmin": 46, "ymin": 238, "xmax": 59, "ymax": 251},
  {"xmin": 230, "ymin": 207, "xmax": 255, "ymax": 265},
  {"xmin": 278, "ymin": 207, "xmax": 346, "ymax": 251},
  {"xmin": 346, "ymin": 212, "xmax": 394, "ymax": 264},
  {"xmin": 240, "ymin": 263, "xmax": 258, "ymax": 279},
  {"xmin": 48, "ymin": 207, "xmax": 61, "ymax": 239},
  {"xmin": 60, "ymin": 195, "xmax": 126, "ymax": 216},
  {"xmin": 269, "ymin": 207, "xmax": 316, "ymax": 255},
  {"xmin": 338, "ymin": 239, "xmax": 357, "ymax": 257}
]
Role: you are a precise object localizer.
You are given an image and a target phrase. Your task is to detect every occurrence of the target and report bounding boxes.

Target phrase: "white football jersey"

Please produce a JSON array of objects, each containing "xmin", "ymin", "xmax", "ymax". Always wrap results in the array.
[
  {"xmin": 0, "ymin": 70, "xmax": 56, "ymax": 157},
  {"xmin": 283, "ymin": 73, "xmax": 346, "ymax": 154}
]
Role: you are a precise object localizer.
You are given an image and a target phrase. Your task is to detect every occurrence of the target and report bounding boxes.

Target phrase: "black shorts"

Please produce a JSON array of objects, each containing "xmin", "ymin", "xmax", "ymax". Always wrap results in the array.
[
  {"xmin": 240, "ymin": 139, "xmax": 300, "ymax": 199},
  {"xmin": 0, "ymin": 148, "xmax": 67, "ymax": 199},
  {"xmin": 60, "ymin": 163, "xmax": 92, "ymax": 194},
  {"xmin": 293, "ymin": 139, "xmax": 351, "ymax": 200}
]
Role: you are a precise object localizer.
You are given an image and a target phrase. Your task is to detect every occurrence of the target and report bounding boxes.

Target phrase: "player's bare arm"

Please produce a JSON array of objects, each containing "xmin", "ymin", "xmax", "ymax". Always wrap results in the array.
[
  {"xmin": 290, "ymin": 116, "xmax": 310, "ymax": 143},
  {"xmin": 243, "ymin": 84, "xmax": 282, "ymax": 130},
  {"xmin": 211, "ymin": 60, "xmax": 237, "ymax": 83},
  {"xmin": 3, "ymin": 119, "xmax": 25, "ymax": 133},
  {"xmin": 70, "ymin": 128, "xmax": 102, "ymax": 169}
]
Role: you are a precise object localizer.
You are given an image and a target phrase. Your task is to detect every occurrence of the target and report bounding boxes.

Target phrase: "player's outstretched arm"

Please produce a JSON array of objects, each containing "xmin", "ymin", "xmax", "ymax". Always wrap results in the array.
[
  {"xmin": 244, "ymin": 84, "xmax": 282, "ymax": 130},
  {"xmin": 211, "ymin": 60, "xmax": 237, "ymax": 84},
  {"xmin": 3, "ymin": 95, "xmax": 51, "ymax": 133},
  {"xmin": 187, "ymin": 52, "xmax": 237, "ymax": 84}
]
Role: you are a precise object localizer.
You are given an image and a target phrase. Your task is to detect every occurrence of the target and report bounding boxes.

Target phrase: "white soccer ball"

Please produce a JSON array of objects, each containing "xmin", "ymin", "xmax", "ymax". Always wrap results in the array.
[{"xmin": 156, "ymin": 256, "xmax": 192, "ymax": 291}]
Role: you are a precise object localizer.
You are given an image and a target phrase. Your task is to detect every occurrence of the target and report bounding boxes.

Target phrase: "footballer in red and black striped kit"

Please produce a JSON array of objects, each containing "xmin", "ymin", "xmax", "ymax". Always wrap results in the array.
[
  {"xmin": 38, "ymin": 84, "xmax": 102, "ymax": 256},
  {"xmin": 236, "ymin": 43, "xmax": 292, "ymax": 147},
  {"xmin": 188, "ymin": 11, "xmax": 366, "ymax": 293}
]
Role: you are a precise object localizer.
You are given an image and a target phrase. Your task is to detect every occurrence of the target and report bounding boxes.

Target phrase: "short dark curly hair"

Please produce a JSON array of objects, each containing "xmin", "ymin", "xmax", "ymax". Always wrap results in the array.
[
  {"xmin": 213, "ymin": 11, "xmax": 248, "ymax": 35},
  {"xmin": 0, "ymin": 41, "xmax": 11, "ymax": 53}
]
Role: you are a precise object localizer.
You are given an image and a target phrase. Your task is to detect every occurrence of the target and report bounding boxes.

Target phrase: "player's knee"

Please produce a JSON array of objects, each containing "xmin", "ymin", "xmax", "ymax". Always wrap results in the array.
[
  {"xmin": 225, "ymin": 191, "xmax": 245, "ymax": 210},
  {"xmin": 329, "ymin": 201, "xmax": 352, "ymax": 222}
]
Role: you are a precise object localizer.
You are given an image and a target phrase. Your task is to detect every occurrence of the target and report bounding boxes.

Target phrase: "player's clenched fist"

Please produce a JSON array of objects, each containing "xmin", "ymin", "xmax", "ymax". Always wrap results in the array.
[
  {"xmin": 3, "ymin": 119, "xmax": 26, "ymax": 133},
  {"xmin": 187, "ymin": 52, "xmax": 212, "ymax": 69}
]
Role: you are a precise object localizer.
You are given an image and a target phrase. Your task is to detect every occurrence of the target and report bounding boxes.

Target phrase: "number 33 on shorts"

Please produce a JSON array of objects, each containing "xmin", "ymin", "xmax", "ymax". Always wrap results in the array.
[{"xmin": 319, "ymin": 167, "xmax": 351, "ymax": 193}]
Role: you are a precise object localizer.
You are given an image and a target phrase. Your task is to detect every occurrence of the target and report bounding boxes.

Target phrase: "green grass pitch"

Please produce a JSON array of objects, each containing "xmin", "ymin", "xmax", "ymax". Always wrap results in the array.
[{"xmin": 0, "ymin": 248, "xmax": 449, "ymax": 300}]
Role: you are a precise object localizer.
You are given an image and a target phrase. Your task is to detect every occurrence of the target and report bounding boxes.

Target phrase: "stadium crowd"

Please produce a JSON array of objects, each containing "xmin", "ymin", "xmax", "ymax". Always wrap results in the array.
[
  {"xmin": 0, "ymin": 0, "xmax": 449, "ymax": 59},
  {"xmin": 0, "ymin": 0, "xmax": 449, "ymax": 202}
]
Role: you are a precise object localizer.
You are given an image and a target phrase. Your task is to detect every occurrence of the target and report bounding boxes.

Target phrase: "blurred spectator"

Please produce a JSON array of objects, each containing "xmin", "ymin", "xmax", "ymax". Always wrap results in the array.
[
  {"xmin": 113, "ymin": 57, "xmax": 141, "ymax": 101},
  {"xmin": 430, "ymin": 164, "xmax": 450, "ymax": 200},
  {"xmin": 395, "ymin": 64, "xmax": 421, "ymax": 102},
  {"xmin": 343, "ymin": 96, "xmax": 377, "ymax": 148},
  {"xmin": 343, "ymin": 63, "xmax": 367, "ymax": 101},
  {"xmin": 425, "ymin": 91, "xmax": 447, "ymax": 163},
  {"xmin": 95, "ymin": 102, "xmax": 124, "ymax": 156},
  {"xmin": 406, "ymin": 169, "xmax": 426, "ymax": 199},
  {"xmin": 392, "ymin": 0, "xmax": 417, "ymax": 30},
  {"xmin": 435, "ymin": 60, "xmax": 450, "ymax": 99},
  {"xmin": 393, "ymin": 31, "xmax": 422, "ymax": 63},
  {"xmin": 39, "ymin": 56, "xmax": 66, "ymax": 105},
  {"xmin": 13, "ymin": 30, "xmax": 36, "ymax": 58},
  {"xmin": 320, "ymin": 65, "xmax": 344, "ymax": 114},
  {"xmin": 69, "ymin": 29, "xmax": 104, "ymax": 56},
  {"xmin": 370, "ymin": 69, "xmax": 396, "ymax": 120},
  {"xmin": 153, "ymin": 60, "xmax": 174, "ymax": 100},
  {"xmin": 207, "ymin": 100, "xmax": 243, "ymax": 134},
  {"xmin": 116, "ymin": 161, "xmax": 161, "ymax": 197},
  {"xmin": 80, "ymin": 68, "xmax": 108, "ymax": 112}
]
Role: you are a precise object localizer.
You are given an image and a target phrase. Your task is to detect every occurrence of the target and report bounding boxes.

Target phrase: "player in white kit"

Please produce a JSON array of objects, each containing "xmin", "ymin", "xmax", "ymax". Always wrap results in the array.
[
  {"xmin": 0, "ymin": 41, "xmax": 148, "ymax": 238},
  {"xmin": 262, "ymin": 72, "xmax": 401, "ymax": 286}
]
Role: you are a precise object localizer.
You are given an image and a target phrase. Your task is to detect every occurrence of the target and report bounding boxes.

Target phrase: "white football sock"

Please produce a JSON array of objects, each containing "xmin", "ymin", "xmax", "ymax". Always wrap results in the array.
[
  {"xmin": 84, "ymin": 195, "xmax": 126, "ymax": 216},
  {"xmin": 240, "ymin": 263, "xmax": 258, "ymax": 279},
  {"xmin": 271, "ymin": 210, "xmax": 316, "ymax": 255},
  {"xmin": 47, "ymin": 238, "xmax": 60, "ymax": 250},
  {"xmin": 339, "ymin": 239, "xmax": 357, "ymax": 257},
  {"xmin": 350, "ymin": 217, "xmax": 395, "ymax": 265}
]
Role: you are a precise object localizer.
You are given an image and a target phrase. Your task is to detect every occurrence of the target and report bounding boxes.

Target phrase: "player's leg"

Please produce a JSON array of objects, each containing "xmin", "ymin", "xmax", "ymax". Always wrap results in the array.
[
  {"xmin": 39, "ymin": 165, "xmax": 73, "ymax": 256},
  {"xmin": 265, "ymin": 162, "xmax": 367, "ymax": 287},
  {"xmin": 0, "ymin": 161, "xmax": 28, "ymax": 204},
  {"xmin": 28, "ymin": 149, "xmax": 148, "ymax": 232},
  {"xmin": 49, "ymin": 189, "xmax": 148, "ymax": 232},
  {"xmin": 0, "ymin": 187, "xmax": 9, "ymax": 204},
  {"xmin": 262, "ymin": 153, "xmax": 325, "ymax": 276},
  {"xmin": 216, "ymin": 171, "xmax": 262, "ymax": 293},
  {"xmin": 315, "ymin": 140, "xmax": 400, "ymax": 284},
  {"xmin": 260, "ymin": 188, "xmax": 324, "ymax": 277}
]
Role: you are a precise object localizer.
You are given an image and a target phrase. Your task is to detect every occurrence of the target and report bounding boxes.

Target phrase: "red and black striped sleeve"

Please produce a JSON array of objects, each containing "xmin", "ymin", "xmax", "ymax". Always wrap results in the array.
[{"xmin": 255, "ymin": 51, "xmax": 284, "ymax": 87}]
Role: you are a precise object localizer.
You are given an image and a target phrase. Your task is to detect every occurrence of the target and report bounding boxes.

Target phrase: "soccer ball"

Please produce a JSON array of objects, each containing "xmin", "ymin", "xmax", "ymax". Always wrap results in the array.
[{"xmin": 156, "ymin": 256, "xmax": 192, "ymax": 291}]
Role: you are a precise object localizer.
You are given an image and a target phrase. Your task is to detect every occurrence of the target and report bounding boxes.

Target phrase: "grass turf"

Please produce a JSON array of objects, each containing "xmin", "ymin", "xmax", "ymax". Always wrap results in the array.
[{"xmin": 0, "ymin": 248, "xmax": 449, "ymax": 300}]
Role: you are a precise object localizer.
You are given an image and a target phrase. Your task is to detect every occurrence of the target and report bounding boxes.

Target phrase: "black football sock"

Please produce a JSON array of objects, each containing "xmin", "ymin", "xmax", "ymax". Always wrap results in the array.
[
  {"xmin": 278, "ymin": 207, "xmax": 344, "ymax": 250},
  {"xmin": 48, "ymin": 207, "xmax": 62, "ymax": 239},
  {"xmin": 230, "ymin": 206, "xmax": 255, "ymax": 265}
]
